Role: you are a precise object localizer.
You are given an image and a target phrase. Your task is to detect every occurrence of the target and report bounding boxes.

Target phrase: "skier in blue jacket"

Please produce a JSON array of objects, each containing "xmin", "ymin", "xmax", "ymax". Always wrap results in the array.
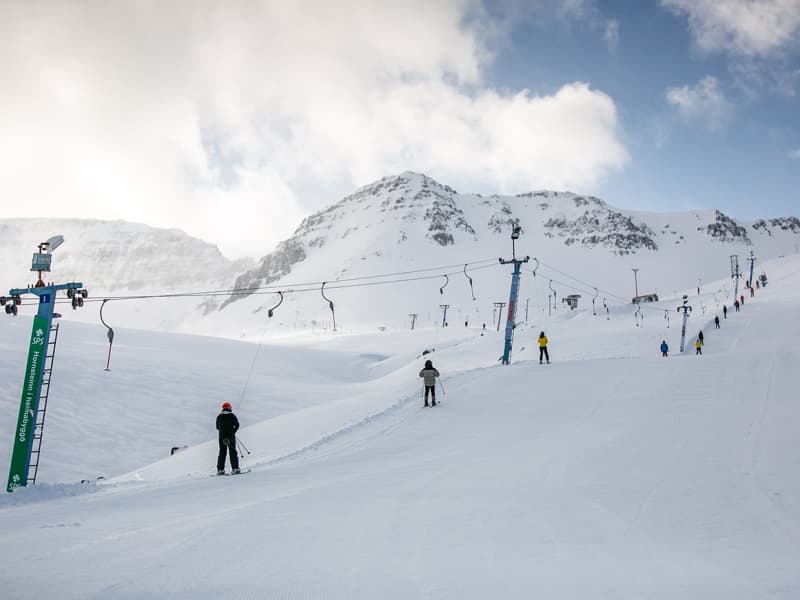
[{"xmin": 660, "ymin": 340, "xmax": 669, "ymax": 357}]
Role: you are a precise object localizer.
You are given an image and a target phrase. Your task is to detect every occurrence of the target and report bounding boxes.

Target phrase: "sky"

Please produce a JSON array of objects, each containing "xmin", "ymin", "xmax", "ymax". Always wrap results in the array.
[{"xmin": 1, "ymin": 0, "xmax": 798, "ymax": 259}]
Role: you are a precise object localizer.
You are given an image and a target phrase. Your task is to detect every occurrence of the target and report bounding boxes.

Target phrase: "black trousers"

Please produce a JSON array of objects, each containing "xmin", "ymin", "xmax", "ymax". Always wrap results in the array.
[
  {"xmin": 424, "ymin": 385, "xmax": 436, "ymax": 405},
  {"xmin": 217, "ymin": 437, "xmax": 239, "ymax": 471},
  {"xmin": 539, "ymin": 347, "xmax": 550, "ymax": 362}
]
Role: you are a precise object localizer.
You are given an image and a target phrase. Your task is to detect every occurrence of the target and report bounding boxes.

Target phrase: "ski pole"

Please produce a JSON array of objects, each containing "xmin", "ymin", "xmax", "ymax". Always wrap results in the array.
[
  {"xmin": 237, "ymin": 438, "xmax": 251, "ymax": 455},
  {"xmin": 438, "ymin": 377, "xmax": 446, "ymax": 396}
]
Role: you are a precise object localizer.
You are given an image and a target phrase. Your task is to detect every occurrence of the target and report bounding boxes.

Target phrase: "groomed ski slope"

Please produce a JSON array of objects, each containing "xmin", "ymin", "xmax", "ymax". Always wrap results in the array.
[{"xmin": 1, "ymin": 256, "xmax": 799, "ymax": 599}]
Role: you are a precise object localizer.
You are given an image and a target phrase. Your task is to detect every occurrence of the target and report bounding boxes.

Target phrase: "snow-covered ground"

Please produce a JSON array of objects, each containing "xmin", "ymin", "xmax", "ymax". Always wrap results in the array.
[{"xmin": 0, "ymin": 256, "xmax": 799, "ymax": 599}]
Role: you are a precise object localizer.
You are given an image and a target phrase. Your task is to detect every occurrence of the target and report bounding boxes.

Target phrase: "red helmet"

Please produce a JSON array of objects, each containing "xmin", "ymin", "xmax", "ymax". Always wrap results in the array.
[{"xmin": 221, "ymin": 402, "xmax": 232, "ymax": 410}]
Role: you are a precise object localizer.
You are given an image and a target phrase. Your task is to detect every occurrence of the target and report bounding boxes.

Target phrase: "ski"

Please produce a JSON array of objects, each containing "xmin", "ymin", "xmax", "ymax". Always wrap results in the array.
[{"xmin": 213, "ymin": 468, "xmax": 251, "ymax": 477}]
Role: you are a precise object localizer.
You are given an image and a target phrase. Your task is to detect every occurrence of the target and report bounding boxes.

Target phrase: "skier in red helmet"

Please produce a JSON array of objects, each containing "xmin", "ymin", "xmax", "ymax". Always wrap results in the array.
[{"xmin": 216, "ymin": 402, "xmax": 240, "ymax": 475}]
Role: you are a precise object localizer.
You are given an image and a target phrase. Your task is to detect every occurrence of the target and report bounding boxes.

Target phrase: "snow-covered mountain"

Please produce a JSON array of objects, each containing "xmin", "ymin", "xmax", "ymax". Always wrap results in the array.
[
  {"xmin": 0, "ymin": 218, "xmax": 247, "ymax": 290},
  {"xmin": 0, "ymin": 218, "xmax": 250, "ymax": 331},
  {"xmin": 2, "ymin": 173, "xmax": 798, "ymax": 337},
  {"xmin": 205, "ymin": 172, "xmax": 799, "ymax": 337}
]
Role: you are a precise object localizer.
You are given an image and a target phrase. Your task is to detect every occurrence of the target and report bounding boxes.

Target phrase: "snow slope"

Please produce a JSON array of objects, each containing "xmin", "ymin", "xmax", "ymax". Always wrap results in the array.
[{"xmin": 0, "ymin": 255, "xmax": 799, "ymax": 598}]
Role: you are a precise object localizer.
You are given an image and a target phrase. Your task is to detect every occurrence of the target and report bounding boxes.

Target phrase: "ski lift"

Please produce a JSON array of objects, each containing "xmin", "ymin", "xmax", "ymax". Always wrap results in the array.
[
  {"xmin": 463, "ymin": 264, "xmax": 476, "ymax": 300},
  {"xmin": 321, "ymin": 282, "xmax": 337, "ymax": 331},
  {"xmin": 267, "ymin": 291, "xmax": 284, "ymax": 318},
  {"xmin": 530, "ymin": 258, "xmax": 539, "ymax": 277},
  {"xmin": 69, "ymin": 288, "xmax": 87, "ymax": 309},
  {"xmin": 549, "ymin": 280, "xmax": 557, "ymax": 309},
  {"xmin": 439, "ymin": 274, "xmax": 449, "ymax": 295},
  {"xmin": 100, "ymin": 299, "xmax": 114, "ymax": 371},
  {"xmin": 664, "ymin": 309, "xmax": 670, "ymax": 328},
  {"xmin": 592, "ymin": 287, "xmax": 598, "ymax": 316}
]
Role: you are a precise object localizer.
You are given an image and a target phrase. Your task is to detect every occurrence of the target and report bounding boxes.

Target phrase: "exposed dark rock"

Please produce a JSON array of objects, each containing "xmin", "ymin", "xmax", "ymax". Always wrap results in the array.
[
  {"xmin": 700, "ymin": 210, "xmax": 751, "ymax": 244},
  {"xmin": 220, "ymin": 238, "xmax": 306, "ymax": 308},
  {"xmin": 544, "ymin": 209, "xmax": 658, "ymax": 255}
]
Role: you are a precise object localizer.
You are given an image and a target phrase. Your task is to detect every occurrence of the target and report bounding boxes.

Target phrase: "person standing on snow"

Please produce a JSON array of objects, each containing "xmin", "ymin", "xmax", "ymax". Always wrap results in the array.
[
  {"xmin": 660, "ymin": 340, "xmax": 669, "ymax": 357},
  {"xmin": 734, "ymin": 299, "xmax": 740, "ymax": 312},
  {"xmin": 723, "ymin": 305, "xmax": 728, "ymax": 319},
  {"xmin": 695, "ymin": 338, "xmax": 703, "ymax": 355},
  {"xmin": 714, "ymin": 316, "xmax": 720, "ymax": 329},
  {"xmin": 216, "ymin": 402, "xmax": 240, "ymax": 475},
  {"xmin": 698, "ymin": 330, "xmax": 704, "ymax": 346},
  {"xmin": 419, "ymin": 359, "xmax": 440, "ymax": 407},
  {"xmin": 538, "ymin": 331, "xmax": 550, "ymax": 364}
]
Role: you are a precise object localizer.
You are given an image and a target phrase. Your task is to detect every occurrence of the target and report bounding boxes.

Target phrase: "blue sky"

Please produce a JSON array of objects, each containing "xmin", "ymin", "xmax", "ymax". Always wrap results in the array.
[
  {"xmin": 1, "ymin": 1, "xmax": 798, "ymax": 257},
  {"xmin": 487, "ymin": 0, "xmax": 800, "ymax": 218}
]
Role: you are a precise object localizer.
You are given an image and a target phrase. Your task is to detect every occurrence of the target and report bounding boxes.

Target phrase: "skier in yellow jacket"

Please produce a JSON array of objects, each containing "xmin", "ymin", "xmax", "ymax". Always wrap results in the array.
[
  {"xmin": 538, "ymin": 331, "xmax": 550, "ymax": 364},
  {"xmin": 695, "ymin": 338, "xmax": 703, "ymax": 355}
]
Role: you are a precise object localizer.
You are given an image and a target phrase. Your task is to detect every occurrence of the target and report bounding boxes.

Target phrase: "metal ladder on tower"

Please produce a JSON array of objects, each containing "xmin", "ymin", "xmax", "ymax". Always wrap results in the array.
[{"xmin": 27, "ymin": 323, "xmax": 60, "ymax": 485}]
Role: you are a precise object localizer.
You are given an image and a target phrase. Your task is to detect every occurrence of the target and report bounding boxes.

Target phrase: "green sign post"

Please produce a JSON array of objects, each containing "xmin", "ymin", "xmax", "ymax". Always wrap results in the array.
[
  {"xmin": 4, "ymin": 235, "xmax": 86, "ymax": 492},
  {"xmin": 7, "ymin": 316, "xmax": 50, "ymax": 492}
]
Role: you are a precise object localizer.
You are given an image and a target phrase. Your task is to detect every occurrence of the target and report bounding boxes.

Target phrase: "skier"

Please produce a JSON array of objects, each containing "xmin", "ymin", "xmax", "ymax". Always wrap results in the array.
[
  {"xmin": 750, "ymin": 286, "xmax": 755, "ymax": 298},
  {"xmin": 698, "ymin": 330, "xmax": 704, "ymax": 346},
  {"xmin": 723, "ymin": 305, "xmax": 728, "ymax": 319},
  {"xmin": 538, "ymin": 331, "xmax": 550, "ymax": 364},
  {"xmin": 734, "ymin": 299, "xmax": 740, "ymax": 312},
  {"xmin": 419, "ymin": 359, "xmax": 440, "ymax": 407},
  {"xmin": 216, "ymin": 402, "xmax": 240, "ymax": 475},
  {"xmin": 660, "ymin": 340, "xmax": 668, "ymax": 357},
  {"xmin": 756, "ymin": 279, "xmax": 760, "ymax": 289},
  {"xmin": 714, "ymin": 315, "xmax": 720, "ymax": 329},
  {"xmin": 695, "ymin": 338, "xmax": 703, "ymax": 355},
  {"xmin": 740, "ymin": 294, "xmax": 745, "ymax": 306}
]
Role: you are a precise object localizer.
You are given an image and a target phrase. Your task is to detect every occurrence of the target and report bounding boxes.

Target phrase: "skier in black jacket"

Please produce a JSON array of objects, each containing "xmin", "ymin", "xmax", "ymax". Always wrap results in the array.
[{"xmin": 216, "ymin": 402, "xmax": 240, "ymax": 474}]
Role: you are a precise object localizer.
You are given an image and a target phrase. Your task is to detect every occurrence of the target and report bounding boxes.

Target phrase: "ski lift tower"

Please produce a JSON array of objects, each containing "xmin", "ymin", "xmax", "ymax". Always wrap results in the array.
[
  {"xmin": 3, "ymin": 236, "xmax": 87, "ymax": 493},
  {"xmin": 730, "ymin": 254, "xmax": 741, "ymax": 303},
  {"xmin": 499, "ymin": 225, "xmax": 529, "ymax": 365}
]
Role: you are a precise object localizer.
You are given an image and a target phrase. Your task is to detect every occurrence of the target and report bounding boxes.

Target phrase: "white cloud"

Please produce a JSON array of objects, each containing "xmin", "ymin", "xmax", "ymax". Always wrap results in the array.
[
  {"xmin": 604, "ymin": 19, "xmax": 620, "ymax": 53},
  {"xmin": 0, "ymin": 1, "xmax": 629, "ymax": 258},
  {"xmin": 666, "ymin": 76, "xmax": 734, "ymax": 129},
  {"xmin": 662, "ymin": 0, "xmax": 800, "ymax": 57},
  {"xmin": 789, "ymin": 148, "xmax": 800, "ymax": 158}
]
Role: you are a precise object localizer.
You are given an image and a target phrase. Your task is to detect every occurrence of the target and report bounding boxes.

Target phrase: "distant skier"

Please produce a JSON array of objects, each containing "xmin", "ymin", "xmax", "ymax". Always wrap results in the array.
[
  {"xmin": 723, "ymin": 305, "xmax": 728, "ymax": 319},
  {"xmin": 695, "ymin": 338, "xmax": 703, "ymax": 355},
  {"xmin": 698, "ymin": 330, "xmax": 704, "ymax": 346},
  {"xmin": 660, "ymin": 340, "xmax": 669, "ymax": 357},
  {"xmin": 714, "ymin": 315, "xmax": 720, "ymax": 329},
  {"xmin": 734, "ymin": 299, "xmax": 740, "ymax": 312},
  {"xmin": 756, "ymin": 279, "xmax": 760, "ymax": 289},
  {"xmin": 750, "ymin": 286, "xmax": 755, "ymax": 298},
  {"xmin": 538, "ymin": 331, "xmax": 550, "ymax": 364},
  {"xmin": 740, "ymin": 294, "xmax": 745, "ymax": 306},
  {"xmin": 216, "ymin": 402, "xmax": 240, "ymax": 475},
  {"xmin": 419, "ymin": 359, "xmax": 440, "ymax": 407}
]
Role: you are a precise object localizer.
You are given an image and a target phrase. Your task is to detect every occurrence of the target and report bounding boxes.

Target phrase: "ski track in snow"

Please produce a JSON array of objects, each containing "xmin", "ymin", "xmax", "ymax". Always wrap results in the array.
[{"xmin": 1, "ymin": 256, "xmax": 800, "ymax": 598}]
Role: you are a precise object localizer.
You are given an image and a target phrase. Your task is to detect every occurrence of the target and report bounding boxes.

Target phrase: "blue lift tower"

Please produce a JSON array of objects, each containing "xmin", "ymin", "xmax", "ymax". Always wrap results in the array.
[
  {"xmin": 500, "ymin": 225, "xmax": 529, "ymax": 365},
  {"xmin": 3, "ymin": 236, "xmax": 87, "ymax": 492}
]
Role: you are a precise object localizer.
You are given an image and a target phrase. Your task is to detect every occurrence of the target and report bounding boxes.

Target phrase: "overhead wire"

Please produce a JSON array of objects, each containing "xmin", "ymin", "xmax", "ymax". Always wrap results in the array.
[{"xmin": 33, "ymin": 258, "xmax": 503, "ymax": 305}]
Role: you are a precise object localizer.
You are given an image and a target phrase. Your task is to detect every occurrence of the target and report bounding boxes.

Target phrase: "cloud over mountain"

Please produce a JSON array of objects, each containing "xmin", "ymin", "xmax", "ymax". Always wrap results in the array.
[{"xmin": 0, "ymin": 1, "xmax": 628, "ymax": 259}]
